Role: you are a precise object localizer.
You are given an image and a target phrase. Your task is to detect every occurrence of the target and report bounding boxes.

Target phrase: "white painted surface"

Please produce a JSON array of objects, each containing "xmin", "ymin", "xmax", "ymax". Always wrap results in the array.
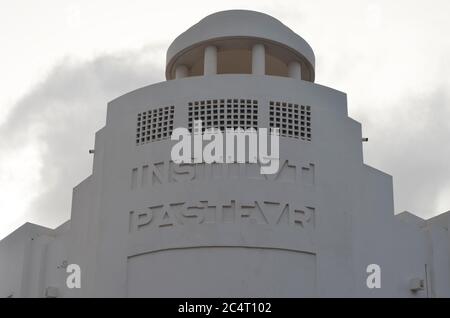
[
  {"xmin": 175, "ymin": 65, "xmax": 188, "ymax": 79},
  {"xmin": 252, "ymin": 44, "xmax": 265, "ymax": 75},
  {"xmin": 288, "ymin": 61, "xmax": 302, "ymax": 79},
  {"xmin": 127, "ymin": 247, "xmax": 316, "ymax": 297},
  {"xmin": 204, "ymin": 46, "xmax": 218, "ymax": 75}
]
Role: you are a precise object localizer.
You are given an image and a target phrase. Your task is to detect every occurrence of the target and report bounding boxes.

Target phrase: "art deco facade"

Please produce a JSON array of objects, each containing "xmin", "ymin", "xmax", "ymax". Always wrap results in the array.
[{"xmin": 1, "ymin": 10, "xmax": 449, "ymax": 297}]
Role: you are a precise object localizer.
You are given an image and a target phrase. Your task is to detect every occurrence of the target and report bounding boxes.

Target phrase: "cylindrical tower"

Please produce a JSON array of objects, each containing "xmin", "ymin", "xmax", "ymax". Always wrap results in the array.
[
  {"xmin": 77, "ymin": 10, "xmax": 367, "ymax": 297},
  {"xmin": 165, "ymin": 10, "xmax": 315, "ymax": 81}
]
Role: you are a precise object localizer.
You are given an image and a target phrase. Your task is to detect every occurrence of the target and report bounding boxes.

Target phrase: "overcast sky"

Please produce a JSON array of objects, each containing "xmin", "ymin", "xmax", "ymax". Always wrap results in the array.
[{"xmin": 0, "ymin": 0, "xmax": 449, "ymax": 239}]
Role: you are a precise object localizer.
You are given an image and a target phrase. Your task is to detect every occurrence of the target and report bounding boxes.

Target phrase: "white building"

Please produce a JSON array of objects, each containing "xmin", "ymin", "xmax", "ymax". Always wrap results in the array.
[{"xmin": 1, "ymin": 10, "xmax": 449, "ymax": 298}]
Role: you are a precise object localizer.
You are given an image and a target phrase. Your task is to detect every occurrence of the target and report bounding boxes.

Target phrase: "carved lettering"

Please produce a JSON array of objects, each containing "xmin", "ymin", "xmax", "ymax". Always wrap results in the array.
[
  {"xmin": 129, "ymin": 200, "xmax": 315, "ymax": 233},
  {"xmin": 130, "ymin": 160, "xmax": 315, "ymax": 189}
]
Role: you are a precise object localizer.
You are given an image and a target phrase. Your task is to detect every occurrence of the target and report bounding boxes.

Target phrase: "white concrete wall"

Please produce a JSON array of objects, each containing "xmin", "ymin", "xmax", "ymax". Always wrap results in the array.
[
  {"xmin": 64, "ymin": 75, "xmax": 450, "ymax": 297},
  {"xmin": 0, "ymin": 222, "xmax": 69, "ymax": 298}
]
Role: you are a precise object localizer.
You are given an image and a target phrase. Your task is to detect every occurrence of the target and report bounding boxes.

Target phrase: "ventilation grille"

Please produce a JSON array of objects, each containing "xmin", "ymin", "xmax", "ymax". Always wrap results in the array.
[
  {"xmin": 269, "ymin": 101, "xmax": 311, "ymax": 141},
  {"xmin": 188, "ymin": 99, "xmax": 258, "ymax": 133},
  {"xmin": 136, "ymin": 106, "xmax": 174, "ymax": 145}
]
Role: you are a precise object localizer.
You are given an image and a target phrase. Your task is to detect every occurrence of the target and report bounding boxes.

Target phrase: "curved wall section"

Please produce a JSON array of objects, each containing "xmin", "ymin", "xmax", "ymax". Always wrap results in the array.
[
  {"xmin": 94, "ymin": 75, "xmax": 358, "ymax": 297},
  {"xmin": 127, "ymin": 247, "xmax": 316, "ymax": 297}
]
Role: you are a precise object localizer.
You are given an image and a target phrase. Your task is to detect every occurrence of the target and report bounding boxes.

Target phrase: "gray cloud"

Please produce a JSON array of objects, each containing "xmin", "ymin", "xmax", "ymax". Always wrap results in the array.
[
  {"xmin": 0, "ymin": 47, "xmax": 164, "ymax": 230},
  {"xmin": 361, "ymin": 87, "xmax": 450, "ymax": 217}
]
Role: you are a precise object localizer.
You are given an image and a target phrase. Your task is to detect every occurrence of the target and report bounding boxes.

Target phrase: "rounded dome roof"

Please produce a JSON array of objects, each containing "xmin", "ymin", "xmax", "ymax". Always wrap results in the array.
[{"xmin": 166, "ymin": 10, "xmax": 315, "ymax": 81}]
